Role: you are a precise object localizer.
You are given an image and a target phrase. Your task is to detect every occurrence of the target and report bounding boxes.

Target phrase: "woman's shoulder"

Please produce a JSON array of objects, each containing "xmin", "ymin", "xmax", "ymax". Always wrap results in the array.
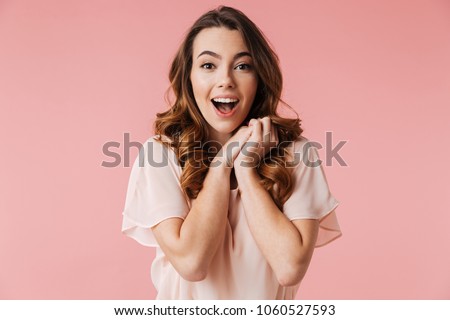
[
  {"xmin": 283, "ymin": 134, "xmax": 311, "ymax": 155},
  {"xmin": 144, "ymin": 133, "xmax": 174, "ymax": 144},
  {"xmin": 282, "ymin": 135, "xmax": 320, "ymax": 170},
  {"xmin": 139, "ymin": 134, "xmax": 179, "ymax": 166},
  {"xmin": 142, "ymin": 134, "xmax": 177, "ymax": 152}
]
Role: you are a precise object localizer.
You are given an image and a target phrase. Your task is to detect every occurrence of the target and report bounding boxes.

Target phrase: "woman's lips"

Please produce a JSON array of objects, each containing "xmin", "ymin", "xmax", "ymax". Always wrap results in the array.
[{"xmin": 211, "ymin": 100, "xmax": 238, "ymax": 118}]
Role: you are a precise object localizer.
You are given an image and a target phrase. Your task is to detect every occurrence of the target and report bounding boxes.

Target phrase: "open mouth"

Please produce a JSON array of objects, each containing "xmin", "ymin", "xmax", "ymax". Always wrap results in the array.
[{"xmin": 211, "ymin": 99, "xmax": 239, "ymax": 114}]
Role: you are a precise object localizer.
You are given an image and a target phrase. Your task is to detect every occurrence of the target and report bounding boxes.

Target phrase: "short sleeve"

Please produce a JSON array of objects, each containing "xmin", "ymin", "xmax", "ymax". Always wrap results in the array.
[
  {"xmin": 282, "ymin": 137, "xmax": 342, "ymax": 247},
  {"xmin": 121, "ymin": 135, "xmax": 190, "ymax": 247}
]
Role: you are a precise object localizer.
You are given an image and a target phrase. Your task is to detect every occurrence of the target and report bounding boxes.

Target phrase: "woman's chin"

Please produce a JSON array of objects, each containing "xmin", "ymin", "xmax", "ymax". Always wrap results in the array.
[
  {"xmin": 211, "ymin": 124, "xmax": 238, "ymax": 135},
  {"xmin": 205, "ymin": 125, "xmax": 235, "ymax": 143}
]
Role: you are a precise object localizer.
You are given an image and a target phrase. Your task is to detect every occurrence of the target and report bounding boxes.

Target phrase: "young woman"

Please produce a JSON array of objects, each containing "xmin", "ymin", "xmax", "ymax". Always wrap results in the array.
[{"xmin": 122, "ymin": 6, "xmax": 342, "ymax": 299}]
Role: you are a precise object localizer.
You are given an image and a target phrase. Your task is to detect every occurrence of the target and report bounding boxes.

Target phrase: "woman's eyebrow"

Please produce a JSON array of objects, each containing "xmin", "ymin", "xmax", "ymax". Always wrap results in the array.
[{"xmin": 196, "ymin": 50, "xmax": 252, "ymax": 60}]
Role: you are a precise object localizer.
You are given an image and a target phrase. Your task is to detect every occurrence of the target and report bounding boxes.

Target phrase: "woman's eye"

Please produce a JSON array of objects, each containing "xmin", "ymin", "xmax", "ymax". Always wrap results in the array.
[
  {"xmin": 236, "ymin": 64, "xmax": 252, "ymax": 70},
  {"xmin": 200, "ymin": 63, "xmax": 214, "ymax": 69}
]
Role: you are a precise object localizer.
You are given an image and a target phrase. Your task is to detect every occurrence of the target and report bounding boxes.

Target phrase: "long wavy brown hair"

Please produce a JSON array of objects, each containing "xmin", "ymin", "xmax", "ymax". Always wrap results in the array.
[{"xmin": 154, "ymin": 5, "xmax": 303, "ymax": 210}]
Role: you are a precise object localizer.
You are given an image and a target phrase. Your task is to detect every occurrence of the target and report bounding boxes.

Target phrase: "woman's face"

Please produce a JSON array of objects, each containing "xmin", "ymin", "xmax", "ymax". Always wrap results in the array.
[{"xmin": 190, "ymin": 27, "xmax": 258, "ymax": 144}]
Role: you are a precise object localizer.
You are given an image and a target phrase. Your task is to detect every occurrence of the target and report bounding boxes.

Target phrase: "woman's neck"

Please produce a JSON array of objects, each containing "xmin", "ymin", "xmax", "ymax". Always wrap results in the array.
[{"xmin": 207, "ymin": 130, "xmax": 232, "ymax": 148}]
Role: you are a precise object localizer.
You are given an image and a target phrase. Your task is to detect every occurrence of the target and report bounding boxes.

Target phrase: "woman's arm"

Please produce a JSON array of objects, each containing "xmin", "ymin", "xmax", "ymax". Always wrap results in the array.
[
  {"xmin": 234, "ymin": 117, "xmax": 319, "ymax": 286},
  {"xmin": 235, "ymin": 167, "xmax": 319, "ymax": 287},
  {"xmin": 151, "ymin": 127, "xmax": 252, "ymax": 282}
]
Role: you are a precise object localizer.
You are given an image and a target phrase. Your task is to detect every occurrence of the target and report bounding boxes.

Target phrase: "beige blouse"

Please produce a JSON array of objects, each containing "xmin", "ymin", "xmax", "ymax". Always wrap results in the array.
[{"xmin": 122, "ymin": 135, "xmax": 342, "ymax": 299}]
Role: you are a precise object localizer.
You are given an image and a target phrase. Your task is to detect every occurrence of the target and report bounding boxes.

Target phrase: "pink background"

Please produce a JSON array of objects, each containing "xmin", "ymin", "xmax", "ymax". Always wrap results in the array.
[{"xmin": 1, "ymin": 0, "xmax": 449, "ymax": 299}]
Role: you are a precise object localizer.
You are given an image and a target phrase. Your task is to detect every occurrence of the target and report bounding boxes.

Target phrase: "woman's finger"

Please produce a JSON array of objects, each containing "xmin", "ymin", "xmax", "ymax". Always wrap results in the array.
[
  {"xmin": 248, "ymin": 118, "xmax": 258, "ymax": 127},
  {"xmin": 223, "ymin": 126, "xmax": 252, "ymax": 167},
  {"xmin": 250, "ymin": 118, "xmax": 263, "ymax": 145},
  {"xmin": 260, "ymin": 117, "xmax": 271, "ymax": 145},
  {"xmin": 273, "ymin": 125, "xmax": 279, "ymax": 145}
]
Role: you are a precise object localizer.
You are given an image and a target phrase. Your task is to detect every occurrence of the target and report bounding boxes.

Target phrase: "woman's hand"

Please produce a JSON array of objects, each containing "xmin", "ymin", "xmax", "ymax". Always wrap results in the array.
[
  {"xmin": 234, "ymin": 116, "xmax": 279, "ymax": 171},
  {"xmin": 211, "ymin": 125, "xmax": 253, "ymax": 170}
]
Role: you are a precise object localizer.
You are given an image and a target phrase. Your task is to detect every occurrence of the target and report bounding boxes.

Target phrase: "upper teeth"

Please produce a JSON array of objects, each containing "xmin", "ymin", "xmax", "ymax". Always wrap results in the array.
[{"xmin": 213, "ymin": 98, "xmax": 238, "ymax": 103}]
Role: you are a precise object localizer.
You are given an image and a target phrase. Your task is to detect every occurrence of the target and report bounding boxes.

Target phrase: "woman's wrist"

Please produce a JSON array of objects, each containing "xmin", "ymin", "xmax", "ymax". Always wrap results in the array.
[
  {"xmin": 234, "ymin": 166, "xmax": 259, "ymax": 195},
  {"xmin": 210, "ymin": 155, "xmax": 233, "ymax": 175}
]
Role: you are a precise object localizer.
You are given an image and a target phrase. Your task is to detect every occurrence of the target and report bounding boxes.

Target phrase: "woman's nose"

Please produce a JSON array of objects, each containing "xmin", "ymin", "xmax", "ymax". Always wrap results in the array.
[{"xmin": 217, "ymin": 68, "xmax": 235, "ymax": 88}]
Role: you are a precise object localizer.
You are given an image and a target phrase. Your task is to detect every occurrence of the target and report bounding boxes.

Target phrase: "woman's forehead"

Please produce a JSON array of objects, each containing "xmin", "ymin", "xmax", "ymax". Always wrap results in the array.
[{"xmin": 192, "ymin": 27, "xmax": 249, "ymax": 57}]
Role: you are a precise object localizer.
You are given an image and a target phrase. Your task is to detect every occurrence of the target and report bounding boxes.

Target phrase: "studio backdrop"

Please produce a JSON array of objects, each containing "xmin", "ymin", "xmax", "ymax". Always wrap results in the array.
[{"xmin": 0, "ymin": 0, "xmax": 449, "ymax": 299}]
